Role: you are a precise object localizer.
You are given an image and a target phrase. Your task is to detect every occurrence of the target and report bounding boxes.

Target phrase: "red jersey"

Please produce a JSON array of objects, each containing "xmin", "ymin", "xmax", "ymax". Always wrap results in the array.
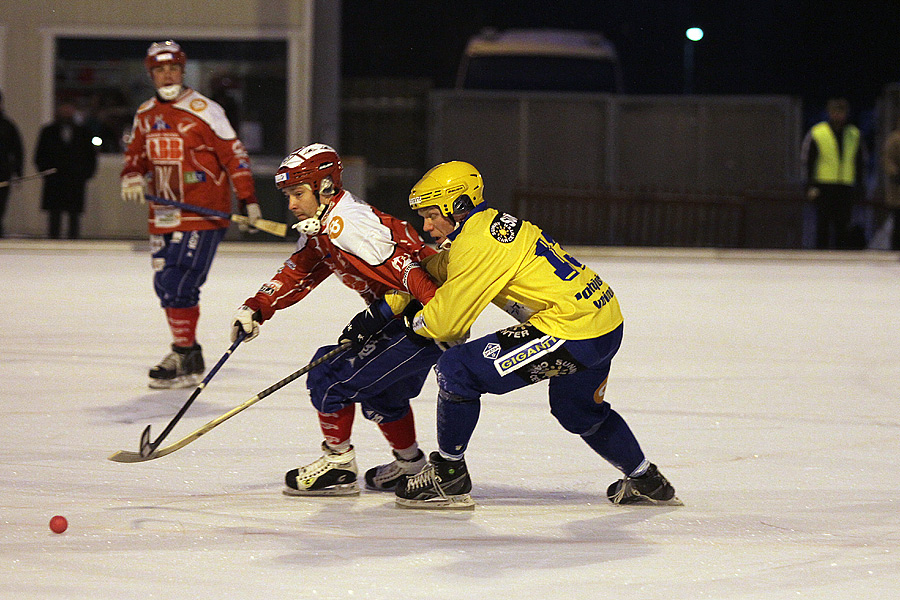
[
  {"xmin": 243, "ymin": 190, "xmax": 437, "ymax": 322},
  {"xmin": 121, "ymin": 88, "xmax": 256, "ymax": 234}
]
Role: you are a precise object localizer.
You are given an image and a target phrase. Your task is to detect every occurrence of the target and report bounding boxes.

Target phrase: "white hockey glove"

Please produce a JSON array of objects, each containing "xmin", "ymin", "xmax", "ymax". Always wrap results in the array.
[
  {"xmin": 121, "ymin": 173, "xmax": 146, "ymax": 204},
  {"xmin": 238, "ymin": 202, "xmax": 263, "ymax": 233},
  {"xmin": 231, "ymin": 305, "xmax": 261, "ymax": 342}
]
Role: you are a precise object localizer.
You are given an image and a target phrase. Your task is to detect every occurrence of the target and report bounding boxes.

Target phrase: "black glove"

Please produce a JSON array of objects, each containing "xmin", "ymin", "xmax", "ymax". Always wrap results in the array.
[
  {"xmin": 400, "ymin": 300, "xmax": 432, "ymax": 346},
  {"xmin": 339, "ymin": 300, "xmax": 391, "ymax": 351}
]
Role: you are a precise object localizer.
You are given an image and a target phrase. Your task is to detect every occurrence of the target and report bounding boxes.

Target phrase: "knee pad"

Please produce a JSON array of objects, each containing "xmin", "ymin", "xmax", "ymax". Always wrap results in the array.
[
  {"xmin": 550, "ymin": 397, "xmax": 611, "ymax": 435},
  {"xmin": 434, "ymin": 350, "xmax": 484, "ymax": 400},
  {"xmin": 438, "ymin": 387, "xmax": 478, "ymax": 404},
  {"xmin": 360, "ymin": 404, "xmax": 408, "ymax": 424},
  {"xmin": 307, "ymin": 355, "xmax": 344, "ymax": 415},
  {"xmin": 154, "ymin": 267, "xmax": 200, "ymax": 308}
]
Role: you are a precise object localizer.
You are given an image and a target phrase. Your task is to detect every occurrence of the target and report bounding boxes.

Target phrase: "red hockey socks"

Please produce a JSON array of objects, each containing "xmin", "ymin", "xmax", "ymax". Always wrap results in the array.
[
  {"xmin": 319, "ymin": 405, "xmax": 355, "ymax": 450},
  {"xmin": 165, "ymin": 306, "xmax": 199, "ymax": 347},
  {"xmin": 377, "ymin": 407, "xmax": 417, "ymax": 453}
]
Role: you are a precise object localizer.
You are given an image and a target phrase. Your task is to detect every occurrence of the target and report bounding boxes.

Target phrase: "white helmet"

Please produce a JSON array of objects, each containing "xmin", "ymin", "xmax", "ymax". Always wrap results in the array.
[{"xmin": 145, "ymin": 40, "xmax": 186, "ymax": 101}]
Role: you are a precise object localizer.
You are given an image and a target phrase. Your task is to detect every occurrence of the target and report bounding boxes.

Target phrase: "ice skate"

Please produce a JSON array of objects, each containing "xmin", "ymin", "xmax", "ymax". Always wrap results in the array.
[
  {"xmin": 148, "ymin": 343, "xmax": 205, "ymax": 389},
  {"xmin": 607, "ymin": 463, "xmax": 682, "ymax": 506},
  {"xmin": 284, "ymin": 442, "xmax": 359, "ymax": 496},
  {"xmin": 364, "ymin": 449, "xmax": 427, "ymax": 491},
  {"xmin": 395, "ymin": 451, "xmax": 474, "ymax": 509}
]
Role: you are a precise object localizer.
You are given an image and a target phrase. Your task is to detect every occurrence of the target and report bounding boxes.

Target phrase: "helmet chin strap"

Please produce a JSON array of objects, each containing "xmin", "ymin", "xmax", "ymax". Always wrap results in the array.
[
  {"xmin": 292, "ymin": 201, "xmax": 328, "ymax": 235},
  {"xmin": 157, "ymin": 84, "xmax": 182, "ymax": 101}
]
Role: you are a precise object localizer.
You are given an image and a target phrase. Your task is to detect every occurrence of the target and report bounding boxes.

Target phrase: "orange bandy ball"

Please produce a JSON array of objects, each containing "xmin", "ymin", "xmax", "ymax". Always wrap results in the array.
[{"xmin": 49, "ymin": 515, "xmax": 68, "ymax": 534}]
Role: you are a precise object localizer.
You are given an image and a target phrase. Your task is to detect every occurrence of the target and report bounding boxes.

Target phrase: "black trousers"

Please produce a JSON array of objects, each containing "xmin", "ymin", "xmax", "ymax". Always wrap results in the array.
[
  {"xmin": 814, "ymin": 184, "xmax": 857, "ymax": 249},
  {"xmin": 892, "ymin": 208, "xmax": 900, "ymax": 251},
  {"xmin": 0, "ymin": 188, "xmax": 8, "ymax": 237},
  {"xmin": 48, "ymin": 209, "xmax": 81, "ymax": 239}
]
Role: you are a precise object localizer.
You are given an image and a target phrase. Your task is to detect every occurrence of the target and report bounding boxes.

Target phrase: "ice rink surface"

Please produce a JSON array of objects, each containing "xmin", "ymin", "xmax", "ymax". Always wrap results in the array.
[{"xmin": 1, "ymin": 239, "xmax": 899, "ymax": 599}]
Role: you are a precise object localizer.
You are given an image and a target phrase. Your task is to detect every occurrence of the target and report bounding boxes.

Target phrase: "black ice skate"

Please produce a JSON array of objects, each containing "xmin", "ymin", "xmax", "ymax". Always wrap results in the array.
[
  {"xmin": 284, "ymin": 442, "xmax": 359, "ymax": 496},
  {"xmin": 395, "ymin": 451, "xmax": 474, "ymax": 509},
  {"xmin": 364, "ymin": 449, "xmax": 427, "ymax": 491},
  {"xmin": 607, "ymin": 463, "xmax": 683, "ymax": 506},
  {"xmin": 148, "ymin": 343, "xmax": 205, "ymax": 389}
]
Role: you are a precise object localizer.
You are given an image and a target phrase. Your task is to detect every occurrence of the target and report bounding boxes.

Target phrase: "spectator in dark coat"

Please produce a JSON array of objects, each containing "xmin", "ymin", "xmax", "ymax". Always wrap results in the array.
[
  {"xmin": 35, "ymin": 103, "xmax": 97, "ymax": 239},
  {"xmin": 0, "ymin": 89, "xmax": 24, "ymax": 238}
]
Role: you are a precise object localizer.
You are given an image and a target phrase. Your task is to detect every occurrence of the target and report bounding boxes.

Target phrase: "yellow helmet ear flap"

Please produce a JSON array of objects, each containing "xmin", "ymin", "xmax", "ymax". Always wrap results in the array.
[{"xmin": 409, "ymin": 161, "xmax": 484, "ymax": 216}]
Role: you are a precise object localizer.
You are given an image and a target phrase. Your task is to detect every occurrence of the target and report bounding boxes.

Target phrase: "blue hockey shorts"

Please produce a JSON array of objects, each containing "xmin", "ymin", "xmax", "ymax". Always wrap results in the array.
[
  {"xmin": 151, "ymin": 228, "xmax": 226, "ymax": 309},
  {"xmin": 435, "ymin": 322, "xmax": 624, "ymax": 435},
  {"xmin": 307, "ymin": 318, "xmax": 442, "ymax": 423}
]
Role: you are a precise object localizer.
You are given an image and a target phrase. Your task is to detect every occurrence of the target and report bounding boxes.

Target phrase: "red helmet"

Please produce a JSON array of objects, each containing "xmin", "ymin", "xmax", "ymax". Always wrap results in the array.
[
  {"xmin": 274, "ymin": 143, "xmax": 343, "ymax": 194},
  {"xmin": 144, "ymin": 40, "xmax": 187, "ymax": 72}
]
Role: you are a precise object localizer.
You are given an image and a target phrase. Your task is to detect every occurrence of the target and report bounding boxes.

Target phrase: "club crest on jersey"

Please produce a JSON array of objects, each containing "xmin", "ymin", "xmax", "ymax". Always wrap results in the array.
[
  {"xmin": 151, "ymin": 115, "xmax": 171, "ymax": 131},
  {"xmin": 482, "ymin": 343, "xmax": 501, "ymax": 360},
  {"xmin": 489, "ymin": 213, "xmax": 521, "ymax": 243}
]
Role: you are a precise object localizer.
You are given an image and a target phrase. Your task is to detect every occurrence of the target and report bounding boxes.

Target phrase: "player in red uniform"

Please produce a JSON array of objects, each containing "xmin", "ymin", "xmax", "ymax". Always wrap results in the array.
[
  {"xmin": 230, "ymin": 143, "xmax": 442, "ymax": 495},
  {"xmin": 121, "ymin": 40, "xmax": 261, "ymax": 389}
]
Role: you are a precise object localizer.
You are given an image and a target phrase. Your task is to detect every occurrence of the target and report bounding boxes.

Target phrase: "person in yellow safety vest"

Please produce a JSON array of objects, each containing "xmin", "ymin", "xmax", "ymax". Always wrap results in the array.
[
  {"xmin": 881, "ymin": 117, "xmax": 900, "ymax": 250},
  {"xmin": 801, "ymin": 97, "xmax": 867, "ymax": 249}
]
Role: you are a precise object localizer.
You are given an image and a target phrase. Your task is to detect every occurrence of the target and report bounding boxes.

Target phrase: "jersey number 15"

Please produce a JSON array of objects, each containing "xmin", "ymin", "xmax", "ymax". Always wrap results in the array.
[{"xmin": 535, "ymin": 234, "xmax": 583, "ymax": 281}]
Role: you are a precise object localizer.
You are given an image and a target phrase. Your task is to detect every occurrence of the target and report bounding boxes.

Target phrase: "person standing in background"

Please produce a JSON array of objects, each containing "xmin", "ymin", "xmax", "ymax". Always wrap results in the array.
[
  {"xmin": 0, "ymin": 89, "xmax": 24, "ymax": 238},
  {"xmin": 881, "ymin": 119, "xmax": 900, "ymax": 250},
  {"xmin": 121, "ymin": 40, "xmax": 261, "ymax": 389},
  {"xmin": 801, "ymin": 98, "xmax": 867, "ymax": 249},
  {"xmin": 35, "ymin": 102, "xmax": 98, "ymax": 239}
]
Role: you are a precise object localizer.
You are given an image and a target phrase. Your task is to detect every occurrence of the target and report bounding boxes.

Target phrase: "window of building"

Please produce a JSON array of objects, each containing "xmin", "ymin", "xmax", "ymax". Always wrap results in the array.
[{"xmin": 54, "ymin": 37, "xmax": 287, "ymax": 155}]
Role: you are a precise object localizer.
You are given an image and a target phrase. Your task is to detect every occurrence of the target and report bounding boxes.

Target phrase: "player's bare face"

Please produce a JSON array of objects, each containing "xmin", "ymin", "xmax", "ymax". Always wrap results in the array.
[
  {"xmin": 418, "ymin": 207, "xmax": 455, "ymax": 245},
  {"xmin": 285, "ymin": 185, "xmax": 321, "ymax": 220},
  {"xmin": 150, "ymin": 64, "xmax": 184, "ymax": 89}
]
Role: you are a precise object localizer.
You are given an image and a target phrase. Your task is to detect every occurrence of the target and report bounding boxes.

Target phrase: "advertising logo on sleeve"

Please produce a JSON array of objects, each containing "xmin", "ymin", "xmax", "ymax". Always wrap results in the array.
[
  {"xmin": 489, "ymin": 212, "xmax": 521, "ymax": 243},
  {"xmin": 328, "ymin": 215, "xmax": 345, "ymax": 239},
  {"xmin": 259, "ymin": 280, "xmax": 283, "ymax": 297}
]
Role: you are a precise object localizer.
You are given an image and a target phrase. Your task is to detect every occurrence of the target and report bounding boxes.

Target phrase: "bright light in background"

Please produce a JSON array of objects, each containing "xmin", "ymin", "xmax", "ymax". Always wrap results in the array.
[
  {"xmin": 91, "ymin": 137, "xmax": 103, "ymax": 147},
  {"xmin": 686, "ymin": 27, "xmax": 704, "ymax": 42}
]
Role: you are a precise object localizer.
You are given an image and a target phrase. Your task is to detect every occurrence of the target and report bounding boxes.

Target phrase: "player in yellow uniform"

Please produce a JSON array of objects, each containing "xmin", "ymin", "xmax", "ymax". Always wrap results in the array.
[{"xmin": 394, "ymin": 161, "xmax": 680, "ymax": 509}]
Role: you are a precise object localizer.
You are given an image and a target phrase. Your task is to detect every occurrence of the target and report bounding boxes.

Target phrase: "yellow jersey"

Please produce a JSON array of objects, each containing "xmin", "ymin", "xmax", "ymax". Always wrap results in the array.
[{"xmin": 413, "ymin": 207, "xmax": 623, "ymax": 342}]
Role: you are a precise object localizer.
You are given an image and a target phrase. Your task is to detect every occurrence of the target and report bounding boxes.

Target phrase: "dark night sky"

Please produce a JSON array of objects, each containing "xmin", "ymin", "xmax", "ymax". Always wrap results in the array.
[{"xmin": 342, "ymin": 0, "xmax": 900, "ymax": 117}]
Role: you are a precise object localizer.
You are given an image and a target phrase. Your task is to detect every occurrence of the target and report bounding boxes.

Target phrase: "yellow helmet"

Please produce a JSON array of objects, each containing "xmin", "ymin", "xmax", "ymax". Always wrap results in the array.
[{"xmin": 409, "ymin": 161, "xmax": 484, "ymax": 217}]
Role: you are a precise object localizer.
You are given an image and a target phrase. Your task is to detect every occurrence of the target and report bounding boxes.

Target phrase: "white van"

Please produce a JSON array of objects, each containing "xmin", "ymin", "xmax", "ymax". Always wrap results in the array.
[{"xmin": 456, "ymin": 28, "xmax": 623, "ymax": 93}]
